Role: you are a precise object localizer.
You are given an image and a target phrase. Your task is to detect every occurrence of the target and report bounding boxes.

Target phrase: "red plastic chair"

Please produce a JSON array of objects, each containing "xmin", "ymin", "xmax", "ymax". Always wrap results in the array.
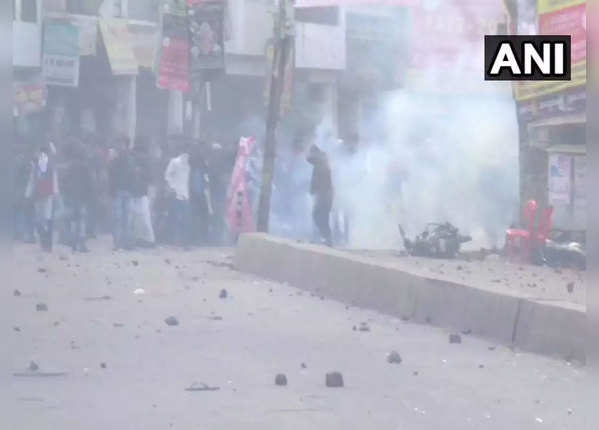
[
  {"xmin": 534, "ymin": 206, "xmax": 554, "ymax": 246},
  {"xmin": 505, "ymin": 200, "xmax": 538, "ymax": 263}
]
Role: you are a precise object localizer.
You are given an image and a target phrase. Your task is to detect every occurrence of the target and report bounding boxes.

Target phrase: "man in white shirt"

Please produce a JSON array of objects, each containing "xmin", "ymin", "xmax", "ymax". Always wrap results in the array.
[{"xmin": 164, "ymin": 145, "xmax": 191, "ymax": 246}]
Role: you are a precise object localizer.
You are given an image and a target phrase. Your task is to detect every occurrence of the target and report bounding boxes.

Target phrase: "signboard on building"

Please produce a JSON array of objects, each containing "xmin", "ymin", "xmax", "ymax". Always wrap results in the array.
[
  {"xmin": 14, "ymin": 79, "xmax": 48, "ymax": 117},
  {"xmin": 45, "ymin": 13, "xmax": 99, "ymax": 56},
  {"xmin": 513, "ymin": 0, "xmax": 586, "ymax": 100},
  {"xmin": 188, "ymin": 1, "xmax": 225, "ymax": 72},
  {"xmin": 157, "ymin": 7, "xmax": 190, "ymax": 92},
  {"xmin": 100, "ymin": 19, "xmax": 139, "ymax": 75},
  {"xmin": 128, "ymin": 21, "xmax": 158, "ymax": 69},
  {"xmin": 42, "ymin": 20, "xmax": 80, "ymax": 87}
]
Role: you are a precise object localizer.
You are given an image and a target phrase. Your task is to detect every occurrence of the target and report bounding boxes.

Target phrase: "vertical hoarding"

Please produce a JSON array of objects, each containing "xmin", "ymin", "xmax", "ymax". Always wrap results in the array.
[
  {"xmin": 42, "ymin": 20, "xmax": 80, "ymax": 87},
  {"xmin": 157, "ymin": 2, "xmax": 190, "ymax": 91}
]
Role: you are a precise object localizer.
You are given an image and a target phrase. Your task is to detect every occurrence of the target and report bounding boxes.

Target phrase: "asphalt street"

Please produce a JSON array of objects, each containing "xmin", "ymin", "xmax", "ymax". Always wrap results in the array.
[{"xmin": 3, "ymin": 240, "xmax": 594, "ymax": 429}]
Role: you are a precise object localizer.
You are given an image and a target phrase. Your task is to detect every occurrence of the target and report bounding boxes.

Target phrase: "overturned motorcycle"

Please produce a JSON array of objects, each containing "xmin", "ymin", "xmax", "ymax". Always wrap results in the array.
[{"xmin": 398, "ymin": 222, "xmax": 472, "ymax": 258}]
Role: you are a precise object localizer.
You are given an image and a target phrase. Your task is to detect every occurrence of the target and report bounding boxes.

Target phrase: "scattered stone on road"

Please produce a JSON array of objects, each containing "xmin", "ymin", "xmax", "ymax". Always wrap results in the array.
[
  {"xmin": 113, "ymin": 323, "xmax": 124, "ymax": 328},
  {"xmin": 131, "ymin": 260, "xmax": 139, "ymax": 267},
  {"xmin": 36, "ymin": 303, "xmax": 48, "ymax": 312},
  {"xmin": 185, "ymin": 382, "xmax": 220, "ymax": 392},
  {"xmin": 29, "ymin": 361, "xmax": 39, "ymax": 372},
  {"xmin": 326, "ymin": 372, "xmax": 344, "ymax": 388},
  {"xmin": 567, "ymin": 282, "xmax": 575, "ymax": 293},
  {"xmin": 164, "ymin": 316, "xmax": 179, "ymax": 326},
  {"xmin": 14, "ymin": 289, "xmax": 21, "ymax": 297},
  {"xmin": 13, "ymin": 326, "xmax": 21, "ymax": 332},
  {"xmin": 219, "ymin": 289, "xmax": 228, "ymax": 299},
  {"xmin": 387, "ymin": 351, "xmax": 402, "ymax": 364},
  {"xmin": 488, "ymin": 346, "xmax": 496, "ymax": 351},
  {"xmin": 461, "ymin": 329, "xmax": 472, "ymax": 335},
  {"xmin": 275, "ymin": 374, "xmax": 288, "ymax": 386},
  {"xmin": 301, "ymin": 362, "xmax": 307, "ymax": 369},
  {"xmin": 100, "ymin": 362, "xmax": 107, "ymax": 369},
  {"xmin": 449, "ymin": 334, "xmax": 462, "ymax": 344},
  {"xmin": 37, "ymin": 268, "xmax": 47, "ymax": 273},
  {"xmin": 359, "ymin": 322, "xmax": 370, "ymax": 332}
]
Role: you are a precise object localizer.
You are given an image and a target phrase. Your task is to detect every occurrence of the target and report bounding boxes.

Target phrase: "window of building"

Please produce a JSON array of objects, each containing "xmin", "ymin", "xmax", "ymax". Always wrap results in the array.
[
  {"xmin": 295, "ymin": 6, "xmax": 339, "ymax": 26},
  {"xmin": 21, "ymin": 0, "xmax": 37, "ymax": 22},
  {"xmin": 67, "ymin": 0, "xmax": 103, "ymax": 15}
]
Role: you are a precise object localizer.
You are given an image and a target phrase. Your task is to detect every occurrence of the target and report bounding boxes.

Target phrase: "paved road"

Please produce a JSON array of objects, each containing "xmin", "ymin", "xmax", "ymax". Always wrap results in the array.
[{"xmin": 3, "ymin": 240, "xmax": 593, "ymax": 429}]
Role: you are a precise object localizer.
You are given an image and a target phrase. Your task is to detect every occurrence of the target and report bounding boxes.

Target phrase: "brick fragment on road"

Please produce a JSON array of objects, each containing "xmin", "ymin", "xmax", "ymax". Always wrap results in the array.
[
  {"xmin": 387, "ymin": 351, "xmax": 402, "ymax": 364},
  {"xmin": 325, "ymin": 372, "xmax": 344, "ymax": 387},
  {"xmin": 449, "ymin": 334, "xmax": 462, "ymax": 344},
  {"xmin": 36, "ymin": 303, "xmax": 48, "ymax": 312},
  {"xmin": 164, "ymin": 316, "xmax": 179, "ymax": 326},
  {"xmin": 275, "ymin": 374, "xmax": 288, "ymax": 386}
]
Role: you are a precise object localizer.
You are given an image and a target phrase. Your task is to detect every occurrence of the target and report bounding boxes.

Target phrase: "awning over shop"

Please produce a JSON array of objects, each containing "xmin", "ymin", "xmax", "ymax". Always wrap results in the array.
[
  {"xmin": 99, "ymin": 18, "xmax": 139, "ymax": 75},
  {"xmin": 527, "ymin": 112, "xmax": 586, "ymax": 130},
  {"xmin": 527, "ymin": 113, "xmax": 586, "ymax": 151}
]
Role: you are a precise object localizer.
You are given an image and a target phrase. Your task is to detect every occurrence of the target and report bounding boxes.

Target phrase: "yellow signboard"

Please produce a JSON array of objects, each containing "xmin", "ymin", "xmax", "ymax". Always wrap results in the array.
[
  {"xmin": 513, "ymin": 60, "xmax": 586, "ymax": 101},
  {"xmin": 538, "ymin": 0, "xmax": 585, "ymax": 14},
  {"xmin": 99, "ymin": 19, "xmax": 138, "ymax": 75}
]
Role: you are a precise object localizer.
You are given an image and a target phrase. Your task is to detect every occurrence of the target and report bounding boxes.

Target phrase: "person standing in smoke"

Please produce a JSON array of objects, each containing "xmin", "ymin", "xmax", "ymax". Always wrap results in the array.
[
  {"xmin": 307, "ymin": 144, "xmax": 334, "ymax": 247},
  {"xmin": 62, "ymin": 140, "xmax": 93, "ymax": 253},
  {"xmin": 164, "ymin": 143, "xmax": 192, "ymax": 247},
  {"xmin": 108, "ymin": 137, "xmax": 135, "ymax": 250},
  {"xmin": 25, "ymin": 143, "xmax": 59, "ymax": 252}
]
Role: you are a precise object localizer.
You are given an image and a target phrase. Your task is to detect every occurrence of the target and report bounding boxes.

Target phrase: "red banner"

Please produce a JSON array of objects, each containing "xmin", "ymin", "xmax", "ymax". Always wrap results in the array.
[
  {"xmin": 539, "ymin": 2, "xmax": 586, "ymax": 63},
  {"xmin": 157, "ymin": 12, "xmax": 190, "ymax": 92}
]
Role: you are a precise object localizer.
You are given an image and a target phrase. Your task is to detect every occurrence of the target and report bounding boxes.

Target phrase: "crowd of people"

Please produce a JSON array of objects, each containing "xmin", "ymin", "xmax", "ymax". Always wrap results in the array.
[
  {"xmin": 13, "ymin": 132, "xmax": 339, "ymax": 253},
  {"xmin": 13, "ymin": 134, "xmax": 238, "ymax": 253}
]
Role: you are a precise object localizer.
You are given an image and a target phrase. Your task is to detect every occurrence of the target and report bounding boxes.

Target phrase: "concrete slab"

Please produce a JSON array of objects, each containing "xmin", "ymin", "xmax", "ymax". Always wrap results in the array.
[{"xmin": 235, "ymin": 233, "xmax": 586, "ymax": 360}]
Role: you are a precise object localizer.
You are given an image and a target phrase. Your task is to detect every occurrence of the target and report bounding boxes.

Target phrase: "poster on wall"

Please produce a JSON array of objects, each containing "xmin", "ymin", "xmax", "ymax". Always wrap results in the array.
[
  {"xmin": 157, "ymin": 5, "xmax": 190, "ymax": 92},
  {"xmin": 42, "ymin": 21, "xmax": 80, "ymax": 87},
  {"xmin": 14, "ymin": 79, "xmax": 48, "ymax": 117},
  {"xmin": 573, "ymin": 155, "xmax": 586, "ymax": 228},
  {"xmin": 188, "ymin": 0, "xmax": 225, "ymax": 73},
  {"xmin": 548, "ymin": 153, "xmax": 572, "ymax": 206}
]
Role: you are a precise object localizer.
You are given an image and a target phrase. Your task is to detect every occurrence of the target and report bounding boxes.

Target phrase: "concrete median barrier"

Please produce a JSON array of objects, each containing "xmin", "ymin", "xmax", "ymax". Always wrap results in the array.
[{"xmin": 234, "ymin": 233, "xmax": 586, "ymax": 361}]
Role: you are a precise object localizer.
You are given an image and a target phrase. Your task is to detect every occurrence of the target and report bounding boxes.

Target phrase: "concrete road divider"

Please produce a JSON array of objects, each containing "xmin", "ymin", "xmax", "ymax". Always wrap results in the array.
[{"xmin": 234, "ymin": 233, "xmax": 586, "ymax": 362}]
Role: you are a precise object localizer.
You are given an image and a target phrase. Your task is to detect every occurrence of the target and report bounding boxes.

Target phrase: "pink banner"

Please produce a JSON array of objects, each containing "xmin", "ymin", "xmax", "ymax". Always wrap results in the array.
[
  {"xmin": 226, "ymin": 137, "xmax": 257, "ymax": 235},
  {"xmin": 409, "ymin": 0, "xmax": 505, "ymax": 70}
]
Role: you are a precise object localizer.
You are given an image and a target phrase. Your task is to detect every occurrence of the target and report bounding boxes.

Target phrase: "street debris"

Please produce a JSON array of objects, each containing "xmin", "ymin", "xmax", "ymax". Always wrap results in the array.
[
  {"xmin": 14, "ymin": 289, "xmax": 21, "ymax": 297},
  {"xmin": 29, "ymin": 361, "xmax": 39, "ymax": 371},
  {"xmin": 219, "ymin": 289, "xmax": 228, "ymax": 299},
  {"xmin": 461, "ymin": 329, "xmax": 472, "ymax": 335},
  {"xmin": 325, "ymin": 372, "xmax": 344, "ymax": 388},
  {"xmin": 275, "ymin": 374, "xmax": 288, "ymax": 386},
  {"xmin": 208, "ymin": 316, "xmax": 223, "ymax": 321},
  {"xmin": 567, "ymin": 282, "xmax": 575, "ymax": 294},
  {"xmin": 100, "ymin": 362, "xmax": 107, "ymax": 369},
  {"xmin": 37, "ymin": 267, "xmax": 47, "ymax": 273},
  {"xmin": 113, "ymin": 323, "xmax": 124, "ymax": 328},
  {"xmin": 133, "ymin": 288, "xmax": 146, "ymax": 295},
  {"xmin": 131, "ymin": 260, "xmax": 139, "ymax": 267},
  {"xmin": 36, "ymin": 303, "xmax": 48, "ymax": 312},
  {"xmin": 85, "ymin": 295, "xmax": 112, "ymax": 301},
  {"xmin": 387, "ymin": 351, "xmax": 402, "ymax": 364},
  {"xmin": 164, "ymin": 316, "xmax": 179, "ymax": 326},
  {"xmin": 399, "ymin": 222, "xmax": 472, "ymax": 258},
  {"xmin": 13, "ymin": 361, "xmax": 67, "ymax": 378},
  {"xmin": 359, "ymin": 322, "xmax": 370, "ymax": 332},
  {"xmin": 449, "ymin": 334, "xmax": 462, "ymax": 344},
  {"xmin": 301, "ymin": 362, "xmax": 307, "ymax": 369},
  {"xmin": 185, "ymin": 382, "xmax": 220, "ymax": 392},
  {"xmin": 13, "ymin": 326, "xmax": 21, "ymax": 332}
]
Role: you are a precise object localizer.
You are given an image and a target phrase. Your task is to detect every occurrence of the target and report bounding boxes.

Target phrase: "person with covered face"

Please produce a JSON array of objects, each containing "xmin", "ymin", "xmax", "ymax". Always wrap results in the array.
[{"xmin": 307, "ymin": 144, "xmax": 334, "ymax": 247}]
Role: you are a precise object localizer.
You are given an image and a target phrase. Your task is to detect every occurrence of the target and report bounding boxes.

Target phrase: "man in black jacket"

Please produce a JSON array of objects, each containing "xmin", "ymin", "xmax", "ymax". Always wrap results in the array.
[
  {"xmin": 307, "ymin": 145, "xmax": 334, "ymax": 247},
  {"xmin": 62, "ymin": 141, "xmax": 93, "ymax": 252}
]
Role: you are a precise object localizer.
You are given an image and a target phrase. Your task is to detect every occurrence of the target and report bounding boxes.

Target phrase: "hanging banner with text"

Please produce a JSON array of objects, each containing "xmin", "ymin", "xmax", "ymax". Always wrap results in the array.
[
  {"xmin": 42, "ymin": 20, "xmax": 80, "ymax": 87},
  {"xmin": 157, "ymin": 5, "xmax": 190, "ymax": 92},
  {"xmin": 188, "ymin": 0, "xmax": 225, "ymax": 74}
]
